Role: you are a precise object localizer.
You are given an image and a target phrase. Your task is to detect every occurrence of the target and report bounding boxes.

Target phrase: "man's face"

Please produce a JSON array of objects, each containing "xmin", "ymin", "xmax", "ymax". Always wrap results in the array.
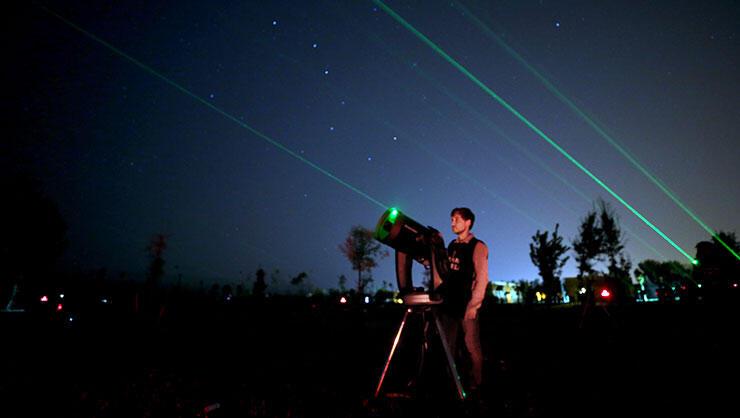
[{"xmin": 451, "ymin": 213, "xmax": 470, "ymax": 235}]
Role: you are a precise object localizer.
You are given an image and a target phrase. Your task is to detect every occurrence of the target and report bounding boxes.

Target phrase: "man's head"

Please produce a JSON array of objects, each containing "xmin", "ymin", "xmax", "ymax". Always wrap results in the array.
[{"xmin": 450, "ymin": 207, "xmax": 475, "ymax": 235}]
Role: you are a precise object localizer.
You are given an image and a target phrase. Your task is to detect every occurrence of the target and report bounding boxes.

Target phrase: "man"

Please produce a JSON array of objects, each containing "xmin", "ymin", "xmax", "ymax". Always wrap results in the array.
[{"xmin": 440, "ymin": 207, "xmax": 488, "ymax": 392}]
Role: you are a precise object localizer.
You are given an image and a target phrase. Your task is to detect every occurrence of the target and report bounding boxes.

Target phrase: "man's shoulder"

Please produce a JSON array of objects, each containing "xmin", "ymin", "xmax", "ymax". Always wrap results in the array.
[{"xmin": 473, "ymin": 238, "xmax": 488, "ymax": 250}]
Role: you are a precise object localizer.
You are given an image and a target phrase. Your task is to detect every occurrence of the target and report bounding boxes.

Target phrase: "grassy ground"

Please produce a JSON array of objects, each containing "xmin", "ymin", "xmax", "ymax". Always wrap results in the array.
[{"xmin": 2, "ymin": 298, "xmax": 738, "ymax": 417}]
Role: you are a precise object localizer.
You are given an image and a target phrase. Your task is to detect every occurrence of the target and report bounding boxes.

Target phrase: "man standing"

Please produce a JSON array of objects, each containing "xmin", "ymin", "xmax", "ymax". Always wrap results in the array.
[{"xmin": 441, "ymin": 207, "xmax": 489, "ymax": 393}]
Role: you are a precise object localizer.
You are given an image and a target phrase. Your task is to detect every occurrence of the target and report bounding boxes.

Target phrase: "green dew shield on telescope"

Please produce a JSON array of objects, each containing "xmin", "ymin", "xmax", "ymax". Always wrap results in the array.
[
  {"xmin": 374, "ymin": 208, "xmax": 431, "ymax": 257},
  {"xmin": 374, "ymin": 208, "xmax": 400, "ymax": 243}
]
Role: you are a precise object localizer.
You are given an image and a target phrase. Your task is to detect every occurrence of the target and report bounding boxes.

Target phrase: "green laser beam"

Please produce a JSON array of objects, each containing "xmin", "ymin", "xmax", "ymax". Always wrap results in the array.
[
  {"xmin": 300, "ymin": 39, "xmax": 549, "ymax": 229},
  {"xmin": 355, "ymin": 21, "xmax": 667, "ymax": 260},
  {"xmin": 39, "ymin": 4, "xmax": 388, "ymax": 211},
  {"xmin": 454, "ymin": 1, "xmax": 738, "ymax": 262},
  {"xmin": 373, "ymin": 0, "xmax": 696, "ymax": 262},
  {"xmin": 408, "ymin": 66, "xmax": 668, "ymax": 260},
  {"xmin": 381, "ymin": 120, "xmax": 546, "ymax": 229}
]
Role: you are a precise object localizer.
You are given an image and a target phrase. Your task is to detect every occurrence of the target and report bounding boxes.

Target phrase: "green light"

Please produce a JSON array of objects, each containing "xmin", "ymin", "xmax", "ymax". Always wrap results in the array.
[
  {"xmin": 454, "ymin": 1, "xmax": 738, "ymax": 263},
  {"xmin": 373, "ymin": 0, "xmax": 696, "ymax": 264},
  {"xmin": 381, "ymin": 57, "xmax": 667, "ymax": 259},
  {"xmin": 388, "ymin": 208, "xmax": 399, "ymax": 223},
  {"xmin": 692, "ymin": 259, "xmax": 699, "ymax": 266},
  {"xmin": 41, "ymin": 5, "xmax": 387, "ymax": 211}
]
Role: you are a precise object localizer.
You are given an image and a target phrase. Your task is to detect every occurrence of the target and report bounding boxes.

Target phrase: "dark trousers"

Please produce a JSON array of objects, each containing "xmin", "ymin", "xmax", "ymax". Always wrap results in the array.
[{"xmin": 440, "ymin": 312, "xmax": 483, "ymax": 388}]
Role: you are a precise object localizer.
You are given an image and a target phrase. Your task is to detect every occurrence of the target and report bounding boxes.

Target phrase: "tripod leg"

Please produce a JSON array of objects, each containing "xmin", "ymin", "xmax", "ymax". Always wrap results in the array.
[
  {"xmin": 375, "ymin": 308, "xmax": 411, "ymax": 398},
  {"xmin": 432, "ymin": 312, "xmax": 466, "ymax": 400}
]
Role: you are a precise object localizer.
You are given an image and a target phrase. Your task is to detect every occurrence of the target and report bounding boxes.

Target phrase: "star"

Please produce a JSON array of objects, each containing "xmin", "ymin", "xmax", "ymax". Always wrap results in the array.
[
  {"xmin": 312, "ymin": 43, "xmax": 318, "ymax": 48},
  {"xmin": 555, "ymin": 21, "xmax": 561, "ymax": 28}
]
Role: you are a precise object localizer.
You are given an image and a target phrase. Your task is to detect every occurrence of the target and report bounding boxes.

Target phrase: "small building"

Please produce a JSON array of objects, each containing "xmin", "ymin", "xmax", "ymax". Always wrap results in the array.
[{"xmin": 490, "ymin": 281, "xmax": 522, "ymax": 304}]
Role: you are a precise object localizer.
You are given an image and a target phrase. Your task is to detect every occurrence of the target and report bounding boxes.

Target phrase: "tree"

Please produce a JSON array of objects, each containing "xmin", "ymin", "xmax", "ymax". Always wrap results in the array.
[
  {"xmin": 572, "ymin": 209, "xmax": 602, "ymax": 278},
  {"xmin": 146, "ymin": 234, "xmax": 167, "ymax": 286},
  {"xmin": 252, "ymin": 268, "xmax": 267, "ymax": 298},
  {"xmin": 598, "ymin": 200, "xmax": 633, "ymax": 302},
  {"xmin": 337, "ymin": 274, "xmax": 347, "ymax": 292},
  {"xmin": 339, "ymin": 226, "xmax": 388, "ymax": 295},
  {"xmin": 290, "ymin": 271, "xmax": 308, "ymax": 295},
  {"xmin": 529, "ymin": 224, "xmax": 570, "ymax": 304}
]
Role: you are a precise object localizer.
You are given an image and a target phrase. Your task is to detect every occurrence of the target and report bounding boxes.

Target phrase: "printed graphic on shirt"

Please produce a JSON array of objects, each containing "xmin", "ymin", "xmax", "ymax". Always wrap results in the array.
[{"xmin": 449, "ymin": 250, "xmax": 460, "ymax": 271}]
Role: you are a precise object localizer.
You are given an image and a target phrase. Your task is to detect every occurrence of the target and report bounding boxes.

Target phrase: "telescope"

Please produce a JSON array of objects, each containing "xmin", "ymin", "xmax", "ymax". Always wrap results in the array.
[
  {"xmin": 372, "ymin": 208, "xmax": 465, "ymax": 400},
  {"xmin": 373, "ymin": 208, "xmax": 448, "ymax": 299}
]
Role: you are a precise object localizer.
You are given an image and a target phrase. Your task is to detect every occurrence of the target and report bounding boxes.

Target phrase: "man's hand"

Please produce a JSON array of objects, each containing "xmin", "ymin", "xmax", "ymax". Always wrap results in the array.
[{"xmin": 464, "ymin": 306, "xmax": 478, "ymax": 320}]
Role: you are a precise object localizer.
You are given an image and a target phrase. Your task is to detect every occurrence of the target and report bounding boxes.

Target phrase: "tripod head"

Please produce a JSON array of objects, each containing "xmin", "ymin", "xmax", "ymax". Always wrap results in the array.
[{"xmin": 374, "ymin": 208, "xmax": 449, "ymax": 299}]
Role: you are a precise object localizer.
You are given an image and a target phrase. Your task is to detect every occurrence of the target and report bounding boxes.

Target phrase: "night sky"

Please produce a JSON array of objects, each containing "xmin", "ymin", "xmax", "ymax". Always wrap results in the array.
[{"xmin": 6, "ymin": 1, "xmax": 739, "ymax": 291}]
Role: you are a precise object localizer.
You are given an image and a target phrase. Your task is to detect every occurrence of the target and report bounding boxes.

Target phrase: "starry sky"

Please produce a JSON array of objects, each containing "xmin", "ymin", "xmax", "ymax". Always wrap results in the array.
[{"xmin": 6, "ymin": 0, "xmax": 739, "ymax": 291}]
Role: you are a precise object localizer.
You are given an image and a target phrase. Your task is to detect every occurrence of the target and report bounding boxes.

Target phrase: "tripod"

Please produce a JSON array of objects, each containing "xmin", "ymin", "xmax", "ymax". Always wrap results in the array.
[{"xmin": 374, "ymin": 294, "xmax": 465, "ymax": 400}]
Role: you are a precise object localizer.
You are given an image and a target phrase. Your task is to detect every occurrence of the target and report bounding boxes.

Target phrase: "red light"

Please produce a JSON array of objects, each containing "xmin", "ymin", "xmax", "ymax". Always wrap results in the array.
[
  {"xmin": 56, "ymin": 303, "xmax": 63, "ymax": 311},
  {"xmin": 733, "ymin": 283, "xmax": 738, "ymax": 288},
  {"xmin": 40, "ymin": 295, "xmax": 49, "ymax": 303},
  {"xmin": 600, "ymin": 289, "xmax": 611, "ymax": 298}
]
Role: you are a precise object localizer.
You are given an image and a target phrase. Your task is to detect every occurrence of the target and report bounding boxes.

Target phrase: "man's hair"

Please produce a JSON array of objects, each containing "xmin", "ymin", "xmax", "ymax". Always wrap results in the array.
[{"xmin": 450, "ymin": 207, "xmax": 475, "ymax": 230}]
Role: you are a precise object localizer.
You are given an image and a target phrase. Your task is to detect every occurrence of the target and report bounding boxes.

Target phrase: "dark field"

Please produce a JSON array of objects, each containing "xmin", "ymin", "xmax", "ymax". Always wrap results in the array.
[{"xmin": 2, "ymin": 297, "xmax": 738, "ymax": 417}]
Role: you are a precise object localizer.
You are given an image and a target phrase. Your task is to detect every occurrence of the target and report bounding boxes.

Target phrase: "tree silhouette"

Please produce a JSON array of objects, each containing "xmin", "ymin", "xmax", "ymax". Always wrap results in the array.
[
  {"xmin": 339, "ymin": 226, "xmax": 388, "ymax": 295},
  {"xmin": 252, "ymin": 268, "xmax": 267, "ymax": 298},
  {"xmin": 598, "ymin": 200, "xmax": 633, "ymax": 302},
  {"xmin": 572, "ymin": 209, "xmax": 602, "ymax": 278},
  {"xmin": 529, "ymin": 224, "xmax": 570, "ymax": 304},
  {"xmin": 290, "ymin": 271, "xmax": 308, "ymax": 295},
  {"xmin": 146, "ymin": 234, "xmax": 167, "ymax": 286}
]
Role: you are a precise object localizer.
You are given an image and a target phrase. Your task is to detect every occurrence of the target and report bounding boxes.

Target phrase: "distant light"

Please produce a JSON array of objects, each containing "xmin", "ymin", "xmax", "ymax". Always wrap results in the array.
[
  {"xmin": 272, "ymin": 20, "xmax": 277, "ymax": 26},
  {"xmin": 600, "ymin": 289, "xmax": 611, "ymax": 299},
  {"xmin": 393, "ymin": 298, "xmax": 403, "ymax": 304},
  {"xmin": 578, "ymin": 287, "xmax": 587, "ymax": 295},
  {"xmin": 40, "ymin": 295, "xmax": 49, "ymax": 303},
  {"xmin": 364, "ymin": 296, "xmax": 370, "ymax": 304},
  {"xmin": 59, "ymin": 293, "xmax": 65, "ymax": 299},
  {"xmin": 56, "ymin": 303, "xmax": 63, "ymax": 312},
  {"xmin": 340, "ymin": 296, "xmax": 347, "ymax": 304},
  {"xmin": 312, "ymin": 43, "xmax": 318, "ymax": 48},
  {"xmin": 101, "ymin": 298, "xmax": 109, "ymax": 304},
  {"xmin": 691, "ymin": 259, "xmax": 699, "ymax": 266},
  {"xmin": 733, "ymin": 283, "xmax": 739, "ymax": 288}
]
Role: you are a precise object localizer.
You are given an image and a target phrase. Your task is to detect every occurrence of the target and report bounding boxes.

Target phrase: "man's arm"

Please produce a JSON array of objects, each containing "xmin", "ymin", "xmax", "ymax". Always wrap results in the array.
[{"xmin": 465, "ymin": 241, "xmax": 489, "ymax": 319}]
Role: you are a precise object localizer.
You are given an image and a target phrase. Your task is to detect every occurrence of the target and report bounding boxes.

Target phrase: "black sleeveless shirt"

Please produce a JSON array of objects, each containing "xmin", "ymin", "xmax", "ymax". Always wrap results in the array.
[{"xmin": 442, "ymin": 237, "xmax": 482, "ymax": 318}]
